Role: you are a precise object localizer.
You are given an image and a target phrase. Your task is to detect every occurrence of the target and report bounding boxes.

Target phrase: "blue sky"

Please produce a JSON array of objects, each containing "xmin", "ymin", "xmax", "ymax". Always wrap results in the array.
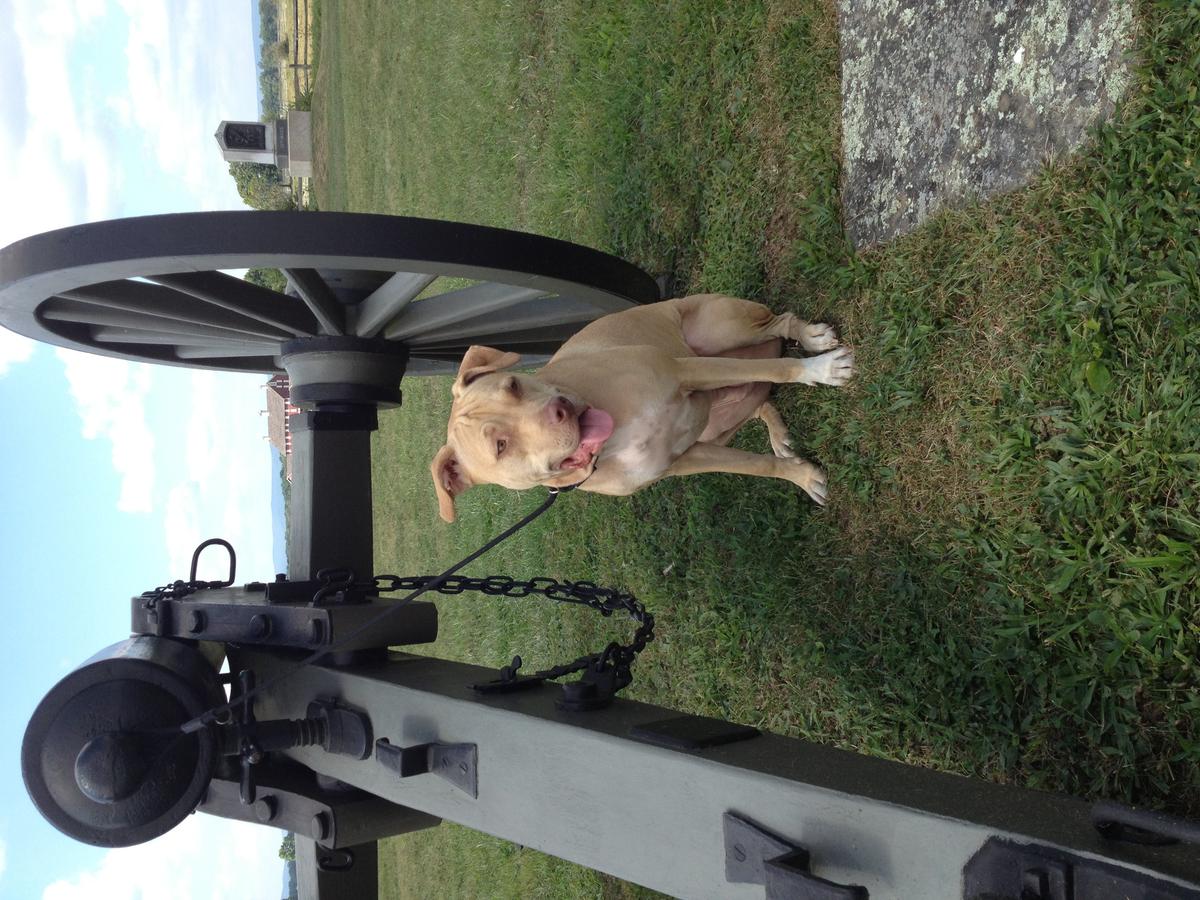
[{"xmin": 1, "ymin": 1, "xmax": 288, "ymax": 897}]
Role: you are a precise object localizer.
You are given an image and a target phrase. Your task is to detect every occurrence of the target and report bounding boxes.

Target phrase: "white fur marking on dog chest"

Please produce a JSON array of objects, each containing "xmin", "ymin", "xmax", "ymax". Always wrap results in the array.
[{"xmin": 603, "ymin": 402, "xmax": 701, "ymax": 487}]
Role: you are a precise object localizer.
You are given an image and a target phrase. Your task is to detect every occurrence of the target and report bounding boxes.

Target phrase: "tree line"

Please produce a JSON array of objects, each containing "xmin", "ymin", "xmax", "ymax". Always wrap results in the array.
[{"xmin": 259, "ymin": 0, "xmax": 284, "ymax": 117}]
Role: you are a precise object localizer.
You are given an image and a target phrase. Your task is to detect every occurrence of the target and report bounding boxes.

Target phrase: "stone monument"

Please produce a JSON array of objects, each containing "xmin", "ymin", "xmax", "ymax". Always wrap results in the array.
[{"xmin": 214, "ymin": 110, "xmax": 313, "ymax": 178}]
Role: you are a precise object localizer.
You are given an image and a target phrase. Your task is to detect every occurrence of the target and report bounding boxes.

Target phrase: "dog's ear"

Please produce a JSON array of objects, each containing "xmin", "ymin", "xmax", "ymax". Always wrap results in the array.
[
  {"xmin": 430, "ymin": 444, "xmax": 472, "ymax": 523},
  {"xmin": 452, "ymin": 345, "xmax": 522, "ymax": 397}
]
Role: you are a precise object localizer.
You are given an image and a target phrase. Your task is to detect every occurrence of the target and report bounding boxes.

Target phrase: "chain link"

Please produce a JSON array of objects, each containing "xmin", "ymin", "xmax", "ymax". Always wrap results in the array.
[
  {"xmin": 141, "ymin": 579, "xmax": 206, "ymax": 609},
  {"xmin": 368, "ymin": 572, "xmax": 656, "ymax": 686}
]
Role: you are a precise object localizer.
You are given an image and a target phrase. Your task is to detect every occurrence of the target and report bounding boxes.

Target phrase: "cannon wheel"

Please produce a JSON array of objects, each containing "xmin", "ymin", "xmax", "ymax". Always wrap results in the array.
[{"xmin": 0, "ymin": 212, "xmax": 661, "ymax": 377}]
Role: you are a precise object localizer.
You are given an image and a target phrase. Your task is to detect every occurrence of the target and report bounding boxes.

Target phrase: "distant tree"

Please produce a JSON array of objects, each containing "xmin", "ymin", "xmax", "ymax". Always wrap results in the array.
[
  {"xmin": 258, "ymin": 0, "xmax": 280, "ymax": 42},
  {"xmin": 257, "ymin": 0, "xmax": 284, "ymax": 115},
  {"xmin": 228, "ymin": 162, "xmax": 295, "ymax": 211},
  {"xmin": 259, "ymin": 65, "xmax": 284, "ymax": 117},
  {"xmin": 246, "ymin": 267, "xmax": 289, "ymax": 293},
  {"xmin": 279, "ymin": 832, "xmax": 296, "ymax": 861},
  {"xmin": 273, "ymin": 38, "xmax": 291, "ymax": 61}
]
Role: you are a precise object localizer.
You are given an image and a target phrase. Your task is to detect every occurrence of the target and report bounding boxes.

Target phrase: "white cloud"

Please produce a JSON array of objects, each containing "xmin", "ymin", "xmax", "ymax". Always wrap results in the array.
[
  {"xmin": 164, "ymin": 371, "xmax": 275, "ymax": 584},
  {"xmin": 42, "ymin": 813, "xmax": 284, "ymax": 900},
  {"xmin": 55, "ymin": 347, "xmax": 156, "ymax": 513},
  {"xmin": 184, "ymin": 371, "xmax": 222, "ymax": 485},
  {"xmin": 0, "ymin": 329, "xmax": 36, "ymax": 376},
  {"xmin": 1, "ymin": 0, "xmax": 256, "ymax": 254},
  {"xmin": 3, "ymin": 0, "xmax": 125, "ymax": 249},
  {"xmin": 164, "ymin": 481, "xmax": 202, "ymax": 577},
  {"xmin": 116, "ymin": 0, "xmax": 257, "ymax": 212},
  {"xmin": 19, "ymin": 0, "xmax": 105, "ymax": 42}
]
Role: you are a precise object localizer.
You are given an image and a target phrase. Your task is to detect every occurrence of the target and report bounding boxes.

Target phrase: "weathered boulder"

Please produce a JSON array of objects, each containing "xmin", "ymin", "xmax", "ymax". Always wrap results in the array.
[{"xmin": 839, "ymin": 0, "xmax": 1134, "ymax": 247}]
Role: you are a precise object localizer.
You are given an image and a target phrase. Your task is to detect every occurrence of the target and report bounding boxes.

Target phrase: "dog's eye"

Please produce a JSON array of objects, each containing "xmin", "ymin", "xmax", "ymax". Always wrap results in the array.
[{"xmin": 496, "ymin": 439, "xmax": 507, "ymax": 457}]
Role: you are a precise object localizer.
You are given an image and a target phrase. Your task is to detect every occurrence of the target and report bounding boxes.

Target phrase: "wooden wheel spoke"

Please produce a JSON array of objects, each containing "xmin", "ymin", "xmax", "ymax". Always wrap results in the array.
[
  {"xmin": 282, "ymin": 268, "xmax": 345, "ymax": 335},
  {"xmin": 90, "ymin": 327, "xmax": 276, "ymax": 347},
  {"xmin": 382, "ymin": 283, "xmax": 551, "ymax": 341},
  {"xmin": 149, "ymin": 271, "xmax": 319, "ymax": 337},
  {"xmin": 406, "ymin": 296, "xmax": 602, "ymax": 345},
  {"xmin": 353, "ymin": 272, "xmax": 438, "ymax": 337},
  {"xmin": 174, "ymin": 345, "xmax": 282, "ymax": 360}
]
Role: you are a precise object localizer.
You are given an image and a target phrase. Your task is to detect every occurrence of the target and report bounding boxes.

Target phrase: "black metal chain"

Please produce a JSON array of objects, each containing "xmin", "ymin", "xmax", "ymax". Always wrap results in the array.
[
  {"xmin": 366, "ymin": 572, "xmax": 656, "ymax": 689},
  {"xmin": 140, "ymin": 581, "xmax": 200, "ymax": 608}
]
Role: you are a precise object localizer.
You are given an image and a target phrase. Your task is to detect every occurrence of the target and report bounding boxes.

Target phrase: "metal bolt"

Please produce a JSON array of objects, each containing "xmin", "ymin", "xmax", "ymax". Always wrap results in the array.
[
  {"xmin": 733, "ymin": 844, "xmax": 747, "ymax": 863},
  {"xmin": 186, "ymin": 610, "xmax": 206, "ymax": 634},
  {"xmin": 311, "ymin": 812, "xmax": 331, "ymax": 842},
  {"xmin": 255, "ymin": 796, "xmax": 277, "ymax": 823},
  {"xmin": 249, "ymin": 614, "xmax": 272, "ymax": 640},
  {"xmin": 459, "ymin": 763, "xmax": 469, "ymax": 774}
]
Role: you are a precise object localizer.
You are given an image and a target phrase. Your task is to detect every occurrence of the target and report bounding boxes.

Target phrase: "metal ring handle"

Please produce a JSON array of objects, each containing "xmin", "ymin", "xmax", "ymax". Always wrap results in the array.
[{"xmin": 189, "ymin": 539, "xmax": 236, "ymax": 588}]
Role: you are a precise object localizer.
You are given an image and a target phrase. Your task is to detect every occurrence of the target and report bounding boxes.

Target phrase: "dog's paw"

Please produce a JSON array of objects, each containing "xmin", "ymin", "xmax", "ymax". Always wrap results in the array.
[
  {"xmin": 785, "ymin": 459, "xmax": 827, "ymax": 505},
  {"xmin": 799, "ymin": 323, "xmax": 839, "ymax": 353},
  {"xmin": 771, "ymin": 432, "xmax": 797, "ymax": 458},
  {"xmin": 800, "ymin": 346, "xmax": 855, "ymax": 387}
]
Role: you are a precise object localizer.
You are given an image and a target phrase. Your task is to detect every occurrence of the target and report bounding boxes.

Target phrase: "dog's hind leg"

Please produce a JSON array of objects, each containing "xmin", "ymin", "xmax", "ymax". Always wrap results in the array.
[
  {"xmin": 755, "ymin": 401, "xmax": 796, "ymax": 457},
  {"xmin": 677, "ymin": 294, "xmax": 839, "ymax": 356},
  {"xmin": 703, "ymin": 399, "xmax": 796, "ymax": 454},
  {"xmin": 657, "ymin": 442, "xmax": 829, "ymax": 505}
]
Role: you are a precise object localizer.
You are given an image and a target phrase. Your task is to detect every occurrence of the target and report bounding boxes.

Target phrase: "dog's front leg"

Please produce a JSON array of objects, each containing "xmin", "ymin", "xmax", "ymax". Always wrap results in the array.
[
  {"xmin": 657, "ymin": 443, "xmax": 829, "ymax": 505},
  {"xmin": 673, "ymin": 348, "xmax": 854, "ymax": 389}
]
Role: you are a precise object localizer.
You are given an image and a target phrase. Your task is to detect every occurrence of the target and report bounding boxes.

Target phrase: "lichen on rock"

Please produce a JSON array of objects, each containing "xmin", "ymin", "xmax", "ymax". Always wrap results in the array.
[{"xmin": 838, "ymin": 0, "xmax": 1134, "ymax": 247}]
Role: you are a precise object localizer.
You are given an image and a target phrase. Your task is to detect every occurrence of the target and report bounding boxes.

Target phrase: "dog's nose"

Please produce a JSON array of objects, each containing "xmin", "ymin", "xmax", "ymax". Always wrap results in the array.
[{"xmin": 546, "ymin": 397, "xmax": 573, "ymax": 425}]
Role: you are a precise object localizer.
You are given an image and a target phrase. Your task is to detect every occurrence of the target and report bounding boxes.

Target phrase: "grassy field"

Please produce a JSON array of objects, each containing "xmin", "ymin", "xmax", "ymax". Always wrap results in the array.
[{"xmin": 310, "ymin": 0, "xmax": 1200, "ymax": 896}]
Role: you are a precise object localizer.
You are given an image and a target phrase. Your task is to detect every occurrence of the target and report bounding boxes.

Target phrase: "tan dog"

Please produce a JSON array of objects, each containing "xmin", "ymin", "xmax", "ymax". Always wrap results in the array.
[{"xmin": 430, "ymin": 294, "xmax": 854, "ymax": 521}]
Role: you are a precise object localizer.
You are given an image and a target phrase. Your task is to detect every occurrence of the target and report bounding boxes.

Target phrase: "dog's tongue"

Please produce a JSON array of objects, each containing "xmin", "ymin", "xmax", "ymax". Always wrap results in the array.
[
  {"xmin": 563, "ymin": 408, "xmax": 614, "ymax": 469},
  {"xmin": 579, "ymin": 407, "xmax": 614, "ymax": 445}
]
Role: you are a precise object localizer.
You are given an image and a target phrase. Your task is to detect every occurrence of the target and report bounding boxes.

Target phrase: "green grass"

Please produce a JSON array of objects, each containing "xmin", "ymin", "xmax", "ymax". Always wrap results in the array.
[
  {"xmin": 312, "ymin": 0, "xmax": 1200, "ymax": 895},
  {"xmin": 377, "ymin": 822, "xmax": 653, "ymax": 900}
]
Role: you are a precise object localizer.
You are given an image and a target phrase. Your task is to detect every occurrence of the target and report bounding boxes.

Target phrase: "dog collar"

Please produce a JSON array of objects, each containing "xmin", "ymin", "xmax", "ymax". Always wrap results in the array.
[{"xmin": 550, "ymin": 461, "xmax": 599, "ymax": 494}]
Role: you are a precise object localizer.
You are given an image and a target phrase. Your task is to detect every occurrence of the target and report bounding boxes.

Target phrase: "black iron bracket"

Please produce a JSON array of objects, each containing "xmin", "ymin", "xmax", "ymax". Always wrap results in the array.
[
  {"xmin": 470, "ymin": 655, "xmax": 548, "ymax": 695},
  {"xmin": 963, "ymin": 837, "xmax": 1200, "ymax": 900},
  {"xmin": 375, "ymin": 738, "xmax": 478, "ymax": 799},
  {"xmin": 630, "ymin": 715, "xmax": 760, "ymax": 751},
  {"xmin": 1092, "ymin": 799, "xmax": 1200, "ymax": 848},
  {"xmin": 131, "ymin": 587, "xmax": 437, "ymax": 652},
  {"xmin": 724, "ymin": 812, "xmax": 868, "ymax": 900},
  {"xmin": 556, "ymin": 656, "xmax": 628, "ymax": 712},
  {"xmin": 198, "ymin": 758, "xmax": 438, "ymax": 850}
]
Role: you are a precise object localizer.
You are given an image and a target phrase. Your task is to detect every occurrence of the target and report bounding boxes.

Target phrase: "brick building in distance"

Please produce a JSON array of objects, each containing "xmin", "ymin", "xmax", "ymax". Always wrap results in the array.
[{"xmin": 264, "ymin": 374, "xmax": 300, "ymax": 481}]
